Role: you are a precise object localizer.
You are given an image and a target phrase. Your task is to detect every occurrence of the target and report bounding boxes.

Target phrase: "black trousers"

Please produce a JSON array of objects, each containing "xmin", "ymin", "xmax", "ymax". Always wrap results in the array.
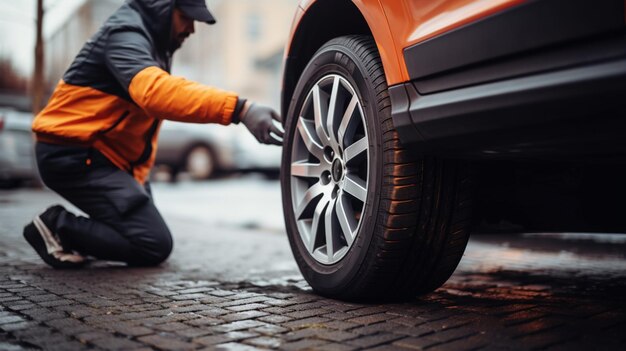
[{"xmin": 35, "ymin": 142, "xmax": 173, "ymax": 266}]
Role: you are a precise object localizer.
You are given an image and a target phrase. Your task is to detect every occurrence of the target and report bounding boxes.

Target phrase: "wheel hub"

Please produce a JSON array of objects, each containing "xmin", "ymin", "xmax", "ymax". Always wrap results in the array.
[{"xmin": 331, "ymin": 158, "xmax": 343, "ymax": 183}]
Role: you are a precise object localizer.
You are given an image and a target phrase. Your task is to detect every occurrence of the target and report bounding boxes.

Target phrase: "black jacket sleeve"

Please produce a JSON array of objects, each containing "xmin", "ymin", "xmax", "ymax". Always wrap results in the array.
[{"xmin": 104, "ymin": 29, "xmax": 160, "ymax": 92}]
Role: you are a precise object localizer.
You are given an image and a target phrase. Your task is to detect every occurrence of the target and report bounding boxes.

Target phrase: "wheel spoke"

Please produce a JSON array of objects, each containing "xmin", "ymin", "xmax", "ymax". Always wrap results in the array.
[
  {"xmin": 326, "ymin": 76, "xmax": 340, "ymax": 151},
  {"xmin": 308, "ymin": 194, "xmax": 329, "ymax": 253},
  {"xmin": 336, "ymin": 194, "xmax": 356, "ymax": 246},
  {"xmin": 291, "ymin": 161, "xmax": 324, "ymax": 179},
  {"xmin": 295, "ymin": 181, "xmax": 325, "ymax": 219},
  {"xmin": 344, "ymin": 137, "xmax": 368, "ymax": 165},
  {"xmin": 312, "ymin": 84, "xmax": 330, "ymax": 143},
  {"xmin": 324, "ymin": 198, "xmax": 337, "ymax": 260},
  {"xmin": 337, "ymin": 94, "xmax": 358, "ymax": 149},
  {"xmin": 297, "ymin": 117, "xmax": 324, "ymax": 160},
  {"xmin": 343, "ymin": 174, "xmax": 367, "ymax": 202}
]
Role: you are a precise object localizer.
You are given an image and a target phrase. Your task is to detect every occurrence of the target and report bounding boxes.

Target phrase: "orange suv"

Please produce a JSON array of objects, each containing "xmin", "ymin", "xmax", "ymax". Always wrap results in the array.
[{"xmin": 280, "ymin": 0, "xmax": 626, "ymax": 300}]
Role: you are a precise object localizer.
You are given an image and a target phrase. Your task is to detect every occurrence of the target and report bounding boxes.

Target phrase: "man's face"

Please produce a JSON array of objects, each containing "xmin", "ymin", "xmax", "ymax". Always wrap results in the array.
[{"xmin": 170, "ymin": 7, "xmax": 195, "ymax": 51}]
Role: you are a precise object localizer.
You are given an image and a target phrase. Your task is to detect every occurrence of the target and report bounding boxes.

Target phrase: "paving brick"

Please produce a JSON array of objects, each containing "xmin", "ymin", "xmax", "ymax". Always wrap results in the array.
[
  {"xmin": 208, "ymin": 289, "xmax": 237, "ymax": 297},
  {"xmin": 285, "ymin": 308, "xmax": 327, "ymax": 319},
  {"xmin": 508, "ymin": 317, "xmax": 565, "ymax": 337},
  {"xmin": 222, "ymin": 310, "xmax": 269, "ymax": 322},
  {"xmin": 283, "ymin": 327, "xmax": 325, "ymax": 341},
  {"xmin": 251, "ymin": 323, "xmax": 289, "ymax": 335},
  {"xmin": 45, "ymin": 318, "xmax": 93, "ymax": 334},
  {"xmin": 46, "ymin": 340, "xmax": 92, "ymax": 351},
  {"xmin": 20, "ymin": 307, "xmax": 66, "ymax": 321},
  {"xmin": 262, "ymin": 306, "xmax": 294, "ymax": 314},
  {"xmin": 217, "ymin": 297, "xmax": 269, "ymax": 308},
  {"xmin": 323, "ymin": 320, "xmax": 360, "ymax": 331},
  {"xmin": 154, "ymin": 322, "xmax": 190, "ymax": 332},
  {"xmin": 90, "ymin": 336, "xmax": 146, "ymax": 350},
  {"xmin": 347, "ymin": 313, "xmax": 395, "ymax": 325},
  {"xmin": 262, "ymin": 298, "xmax": 298, "ymax": 307},
  {"xmin": 115, "ymin": 309, "xmax": 170, "ymax": 321},
  {"xmin": 280, "ymin": 338, "xmax": 328, "ymax": 350},
  {"xmin": 38, "ymin": 299, "xmax": 73, "ymax": 308},
  {"xmin": 0, "ymin": 296, "xmax": 24, "ymax": 303},
  {"xmin": 195, "ymin": 331, "xmax": 259, "ymax": 346},
  {"xmin": 197, "ymin": 307, "xmax": 230, "ymax": 317},
  {"xmin": 257, "ymin": 315, "xmax": 293, "ymax": 324},
  {"xmin": 432, "ymin": 334, "xmax": 491, "ymax": 351},
  {"xmin": 213, "ymin": 342, "xmax": 263, "ymax": 351},
  {"xmin": 186, "ymin": 316, "xmax": 223, "ymax": 326},
  {"xmin": 213, "ymin": 320, "xmax": 266, "ymax": 332},
  {"xmin": 113, "ymin": 325, "xmax": 156, "ymax": 337},
  {"xmin": 347, "ymin": 333, "xmax": 404, "ymax": 348},
  {"xmin": 502, "ymin": 309, "xmax": 547, "ymax": 326},
  {"xmin": 140, "ymin": 313, "xmax": 199, "ymax": 326},
  {"xmin": 244, "ymin": 336, "xmax": 283, "ymax": 348},
  {"xmin": 282, "ymin": 317, "xmax": 330, "ymax": 329},
  {"xmin": 323, "ymin": 311, "xmax": 356, "ymax": 321},
  {"xmin": 174, "ymin": 327, "xmax": 213, "ymax": 338},
  {"xmin": 3, "ymin": 301, "xmax": 36, "ymax": 312},
  {"xmin": 75, "ymin": 331, "xmax": 111, "ymax": 343},
  {"xmin": 171, "ymin": 293, "xmax": 211, "ymax": 301},
  {"xmin": 288, "ymin": 301, "xmax": 328, "ymax": 312},
  {"xmin": 172, "ymin": 304, "xmax": 217, "ymax": 313},
  {"xmin": 350, "ymin": 322, "xmax": 398, "ymax": 336},
  {"xmin": 0, "ymin": 321, "xmax": 38, "ymax": 332},
  {"xmin": 347, "ymin": 306, "xmax": 389, "ymax": 317},
  {"xmin": 317, "ymin": 330, "xmax": 359, "ymax": 342},
  {"xmin": 0, "ymin": 315, "xmax": 25, "ymax": 325},
  {"xmin": 176, "ymin": 287, "xmax": 214, "ymax": 294},
  {"xmin": 313, "ymin": 343, "xmax": 359, "ymax": 351},
  {"xmin": 138, "ymin": 334, "xmax": 198, "ymax": 350},
  {"xmin": 227, "ymin": 303, "xmax": 269, "ymax": 312},
  {"xmin": 515, "ymin": 329, "xmax": 578, "ymax": 350},
  {"xmin": 163, "ymin": 300, "xmax": 198, "ymax": 308}
]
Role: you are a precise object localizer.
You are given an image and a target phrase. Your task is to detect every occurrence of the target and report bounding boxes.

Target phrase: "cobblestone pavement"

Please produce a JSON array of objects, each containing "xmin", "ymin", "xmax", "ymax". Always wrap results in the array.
[{"xmin": 1, "ymin": 180, "xmax": 625, "ymax": 351}]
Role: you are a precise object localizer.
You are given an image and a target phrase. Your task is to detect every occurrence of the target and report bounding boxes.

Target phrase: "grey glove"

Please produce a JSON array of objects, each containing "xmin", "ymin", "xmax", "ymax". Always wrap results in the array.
[{"xmin": 241, "ymin": 103, "xmax": 284, "ymax": 146}]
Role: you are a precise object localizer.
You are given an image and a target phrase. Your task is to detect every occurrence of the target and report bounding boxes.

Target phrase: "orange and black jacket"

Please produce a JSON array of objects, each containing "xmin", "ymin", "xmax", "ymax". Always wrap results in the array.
[{"xmin": 33, "ymin": 0, "xmax": 244, "ymax": 184}]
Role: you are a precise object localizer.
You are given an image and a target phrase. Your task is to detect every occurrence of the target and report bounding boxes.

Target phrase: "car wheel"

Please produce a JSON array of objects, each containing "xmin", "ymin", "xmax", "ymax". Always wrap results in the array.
[
  {"xmin": 281, "ymin": 35, "xmax": 472, "ymax": 301},
  {"xmin": 184, "ymin": 145, "xmax": 215, "ymax": 180}
]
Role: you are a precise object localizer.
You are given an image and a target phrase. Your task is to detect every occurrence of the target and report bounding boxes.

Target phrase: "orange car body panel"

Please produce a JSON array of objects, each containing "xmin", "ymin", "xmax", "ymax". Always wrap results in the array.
[
  {"xmin": 290, "ymin": 0, "xmax": 526, "ymax": 86},
  {"xmin": 379, "ymin": 0, "xmax": 526, "ymax": 84}
]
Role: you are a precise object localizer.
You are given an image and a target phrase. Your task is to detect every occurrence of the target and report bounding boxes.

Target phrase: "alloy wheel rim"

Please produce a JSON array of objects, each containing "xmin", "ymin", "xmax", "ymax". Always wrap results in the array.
[{"xmin": 290, "ymin": 74, "xmax": 370, "ymax": 265}]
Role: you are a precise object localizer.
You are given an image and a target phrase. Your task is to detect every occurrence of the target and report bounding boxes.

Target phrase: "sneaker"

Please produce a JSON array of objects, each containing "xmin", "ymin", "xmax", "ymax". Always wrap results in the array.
[{"xmin": 23, "ymin": 205, "xmax": 86, "ymax": 269}]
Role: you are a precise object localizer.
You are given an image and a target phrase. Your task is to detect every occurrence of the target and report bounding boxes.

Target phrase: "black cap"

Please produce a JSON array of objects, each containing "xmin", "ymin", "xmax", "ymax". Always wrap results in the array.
[{"xmin": 176, "ymin": 0, "xmax": 217, "ymax": 24}]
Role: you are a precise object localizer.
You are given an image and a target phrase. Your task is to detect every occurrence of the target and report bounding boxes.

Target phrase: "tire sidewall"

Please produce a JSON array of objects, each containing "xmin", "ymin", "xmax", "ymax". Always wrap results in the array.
[{"xmin": 281, "ymin": 39, "xmax": 385, "ymax": 295}]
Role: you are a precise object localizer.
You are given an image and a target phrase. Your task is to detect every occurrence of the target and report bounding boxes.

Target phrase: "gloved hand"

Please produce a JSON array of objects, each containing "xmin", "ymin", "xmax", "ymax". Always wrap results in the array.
[{"xmin": 240, "ymin": 102, "xmax": 284, "ymax": 145}]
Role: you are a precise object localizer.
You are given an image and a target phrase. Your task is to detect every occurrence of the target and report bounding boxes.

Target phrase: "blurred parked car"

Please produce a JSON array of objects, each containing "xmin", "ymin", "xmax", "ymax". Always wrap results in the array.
[
  {"xmin": 0, "ymin": 108, "xmax": 39, "ymax": 188},
  {"xmin": 155, "ymin": 120, "xmax": 281, "ymax": 180}
]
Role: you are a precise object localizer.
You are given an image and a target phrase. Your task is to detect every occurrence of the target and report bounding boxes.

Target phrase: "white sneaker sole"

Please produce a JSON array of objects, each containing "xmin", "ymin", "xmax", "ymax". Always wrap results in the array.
[{"xmin": 33, "ymin": 216, "xmax": 85, "ymax": 263}]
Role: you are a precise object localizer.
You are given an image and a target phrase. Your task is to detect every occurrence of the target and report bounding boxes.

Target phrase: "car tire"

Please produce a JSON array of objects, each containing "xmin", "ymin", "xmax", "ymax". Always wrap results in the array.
[
  {"xmin": 281, "ymin": 35, "xmax": 472, "ymax": 301},
  {"xmin": 184, "ymin": 144, "xmax": 215, "ymax": 180}
]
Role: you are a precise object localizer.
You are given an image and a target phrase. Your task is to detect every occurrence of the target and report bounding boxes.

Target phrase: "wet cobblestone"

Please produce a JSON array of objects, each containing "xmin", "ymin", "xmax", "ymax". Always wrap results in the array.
[{"xmin": 1, "ymin": 185, "xmax": 626, "ymax": 350}]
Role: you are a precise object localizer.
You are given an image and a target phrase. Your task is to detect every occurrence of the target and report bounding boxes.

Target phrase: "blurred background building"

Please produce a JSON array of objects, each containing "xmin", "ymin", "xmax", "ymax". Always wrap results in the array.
[{"xmin": 45, "ymin": 0, "xmax": 297, "ymax": 109}]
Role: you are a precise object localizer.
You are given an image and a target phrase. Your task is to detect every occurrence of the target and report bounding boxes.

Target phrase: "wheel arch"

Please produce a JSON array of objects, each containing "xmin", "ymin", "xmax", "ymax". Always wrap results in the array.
[{"xmin": 282, "ymin": 0, "xmax": 398, "ymax": 120}]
